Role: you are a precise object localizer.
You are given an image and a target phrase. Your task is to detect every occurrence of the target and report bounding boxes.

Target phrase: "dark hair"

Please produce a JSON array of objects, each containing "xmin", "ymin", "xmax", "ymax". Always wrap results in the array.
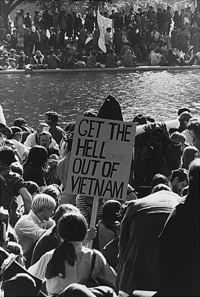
[
  {"xmin": 102, "ymin": 200, "xmax": 122, "ymax": 222},
  {"xmin": 24, "ymin": 181, "xmax": 40, "ymax": 195},
  {"xmin": 10, "ymin": 126, "xmax": 22, "ymax": 138},
  {"xmin": 0, "ymin": 146, "xmax": 16, "ymax": 166},
  {"xmin": 42, "ymin": 184, "xmax": 60, "ymax": 201},
  {"xmin": 187, "ymin": 118, "xmax": 200, "ymax": 138},
  {"xmin": 45, "ymin": 213, "xmax": 88, "ymax": 279},
  {"xmin": 53, "ymin": 204, "xmax": 79, "ymax": 223},
  {"xmin": 58, "ymin": 212, "xmax": 87, "ymax": 242},
  {"xmin": 13, "ymin": 118, "xmax": 26, "ymax": 127},
  {"xmin": 185, "ymin": 158, "xmax": 200, "ymax": 206},
  {"xmin": 3, "ymin": 273, "xmax": 36, "ymax": 297},
  {"xmin": 151, "ymin": 173, "xmax": 169, "ymax": 189},
  {"xmin": 24, "ymin": 145, "xmax": 48, "ymax": 168},
  {"xmin": 170, "ymin": 168, "xmax": 189, "ymax": 183},
  {"xmin": 45, "ymin": 111, "xmax": 59, "ymax": 123},
  {"xmin": 178, "ymin": 107, "xmax": 191, "ymax": 116}
]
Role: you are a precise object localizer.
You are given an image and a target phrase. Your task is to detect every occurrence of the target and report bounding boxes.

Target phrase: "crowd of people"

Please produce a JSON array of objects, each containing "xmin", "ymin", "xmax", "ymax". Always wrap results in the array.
[
  {"xmin": 0, "ymin": 96, "xmax": 199, "ymax": 296},
  {"xmin": 1, "ymin": 3, "xmax": 200, "ymax": 70}
]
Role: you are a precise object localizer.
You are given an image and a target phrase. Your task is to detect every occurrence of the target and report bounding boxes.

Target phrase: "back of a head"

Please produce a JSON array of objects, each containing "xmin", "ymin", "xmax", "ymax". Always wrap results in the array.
[
  {"xmin": 31, "ymin": 193, "xmax": 56, "ymax": 214},
  {"xmin": 3, "ymin": 273, "xmax": 36, "ymax": 297},
  {"xmin": 102, "ymin": 200, "xmax": 122, "ymax": 222},
  {"xmin": 26, "ymin": 145, "xmax": 48, "ymax": 167},
  {"xmin": 24, "ymin": 181, "xmax": 40, "ymax": 196},
  {"xmin": 178, "ymin": 107, "xmax": 191, "ymax": 116},
  {"xmin": 151, "ymin": 173, "xmax": 169, "ymax": 189},
  {"xmin": 58, "ymin": 212, "xmax": 88, "ymax": 242},
  {"xmin": 0, "ymin": 146, "xmax": 16, "ymax": 167},
  {"xmin": 42, "ymin": 184, "xmax": 61, "ymax": 201},
  {"xmin": 54, "ymin": 204, "xmax": 80, "ymax": 223}
]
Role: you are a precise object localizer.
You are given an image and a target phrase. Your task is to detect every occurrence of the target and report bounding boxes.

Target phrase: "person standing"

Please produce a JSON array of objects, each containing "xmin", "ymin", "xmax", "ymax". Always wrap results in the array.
[{"xmin": 157, "ymin": 159, "xmax": 200, "ymax": 296}]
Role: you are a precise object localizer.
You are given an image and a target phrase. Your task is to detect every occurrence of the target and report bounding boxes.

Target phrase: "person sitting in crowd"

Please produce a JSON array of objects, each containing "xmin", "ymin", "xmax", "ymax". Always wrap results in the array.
[
  {"xmin": 121, "ymin": 48, "xmax": 137, "ymax": 67},
  {"xmin": 14, "ymin": 193, "xmax": 56, "ymax": 267},
  {"xmin": 169, "ymin": 168, "xmax": 188, "ymax": 196},
  {"xmin": 47, "ymin": 48, "xmax": 61, "ymax": 69},
  {"xmin": 28, "ymin": 212, "xmax": 117, "ymax": 296},
  {"xmin": 182, "ymin": 145, "xmax": 200, "ymax": 170},
  {"xmin": 24, "ymin": 122, "xmax": 58, "ymax": 148},
  {"xmin": 23, "ymin": 145, "xmax": 49, "ymax": 188},
  {"xmin": 32, "ymin": 50, "xmax": 48, "ymax": 69},
  {"xmin": 0, "ymin": 146, "xmax": 32, "ymax": 226}
]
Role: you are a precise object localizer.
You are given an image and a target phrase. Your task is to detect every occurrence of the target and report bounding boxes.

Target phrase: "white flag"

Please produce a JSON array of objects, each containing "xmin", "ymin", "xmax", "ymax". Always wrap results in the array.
[{"xmin": 97, "ymin": 11, "xmax": 113, "ymax": 53}]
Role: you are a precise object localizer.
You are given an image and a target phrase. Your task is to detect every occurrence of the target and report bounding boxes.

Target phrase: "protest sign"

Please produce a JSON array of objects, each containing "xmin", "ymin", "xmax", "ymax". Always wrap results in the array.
[{"xmin": 66, "ymin": 116, "xmax": 136, "ymax": 201}]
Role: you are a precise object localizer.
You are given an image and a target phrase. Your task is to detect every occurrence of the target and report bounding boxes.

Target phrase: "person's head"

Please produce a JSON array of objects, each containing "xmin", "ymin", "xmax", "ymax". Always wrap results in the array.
[
  {"xmin": 45, "ymin": 111, "xmax": 59, "ymax": 124},
  {"xmin": 187, "ymin": 158, "xmax": 200, "ymax": 201},
  {"xmin": 178, "ymin": 107, "xmax": 191, "ymax": 116},
  {"xmin": 31, "ymin": 193, "xmax": 56, "ymax": 220},
  {"xmin": 50, "ymin": 26, "xmax": 55, "ymax": 33},
  {"xmin": 10, "ymin": 126, "xmax": 23, "ymax": 142},
  {"xmin": 182, "ymin": 146, "xmax": 200, "ymax": 170},
  {"xmin": 0, "ymin": 146, "xmax": 16, "ymax": 166},
  {"xmin": 152, "ymin": 183, "xmax": 171, "ymax": 193},
  {"xmin": 24, "ymin": 181, "xmax": 40, "ymax": 197},
  {"xmin": 10, "ymin": 162, "xmax": 23, "ymax": 175},
  {"xmin": 36, "ymin": 122, "xmax": 49, "ymax": 134},
  {"xmin": 187, "ymin": 118, "xmax": 200, "ymax": 150},
  {"xmin": 178, "ymin": 111, "xmax": 192, "ymax": 130},
  {"xmin": 36, "ymin": 50, "xmax": 42, "ymax": 57},
  {"xmin": 13, "ymin": 117, "xmax": 26, "ymax": 128},
  {"xmin": 25, "ymin": 145, "xmax": 48, "ymax": 168},
  {"xmin": 170, "ymin": 168, "xmax": 189, "ymax": 196},
  {"xmin": 5, "ymin": 241, "xmax": 25, "ymax": 267},
  {"xmin": 58, "ymin": 212, "xmax": 88, "ymax": 242},
  {"xmin": 102, "ymin": 200, "xmax": 122, "ymax": 223},
  {"xmin": 53, "ymin": 204, "xmax": 80, "ymax": 224},
  {"xmin": 170, "ymin": 131, "xmax": 186, "ymax": 151},
  {"xmin": 19, "ymin": 50, "xmax": 25, "ymax": 57},
  {"xmin": 6, "ymin": 34, "xmax": 11, "ymax": 41},
  {"xmin": 42, "ymin": 184, "xmax": 61, "ymax": 206},
  {"xmin": 126, "ymin": 184, "xmax": 137, "ymax": 201},
  {"xmin": 125, "ymin": 48, "xmax": 132, "ymax": 54},
  {"xmin": 3, "ymin": 273, "xmax": 37, "ymax": 297},
  {"xmin": 39, "ymin": 131, "xmax": 52, "ymax": 149},
  {"xmin": 151, "ymin": 173, "xmax": 170, "ymax": 190}
]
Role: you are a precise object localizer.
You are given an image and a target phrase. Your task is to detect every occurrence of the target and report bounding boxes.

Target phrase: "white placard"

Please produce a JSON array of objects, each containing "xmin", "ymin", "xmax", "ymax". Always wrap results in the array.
[{"xmin": 66, "ymin": 116, "xmax": 136, "ymax": 201}]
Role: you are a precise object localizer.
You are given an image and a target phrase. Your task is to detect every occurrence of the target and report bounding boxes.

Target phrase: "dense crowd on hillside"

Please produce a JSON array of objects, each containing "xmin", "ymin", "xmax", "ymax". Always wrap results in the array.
[
  {"xmin": 0, "ymin": 96, "xmax": 200, "ymax": 296},
  {"xmin": 1, "ymin": 3, "xmax": 200, "ymax": 70}
]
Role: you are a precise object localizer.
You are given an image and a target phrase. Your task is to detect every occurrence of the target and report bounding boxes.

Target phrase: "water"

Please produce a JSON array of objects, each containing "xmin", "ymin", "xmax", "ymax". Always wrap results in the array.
[{"xmin": 0, "ymin": 70, "xmax": 200, "ymax": 128}]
